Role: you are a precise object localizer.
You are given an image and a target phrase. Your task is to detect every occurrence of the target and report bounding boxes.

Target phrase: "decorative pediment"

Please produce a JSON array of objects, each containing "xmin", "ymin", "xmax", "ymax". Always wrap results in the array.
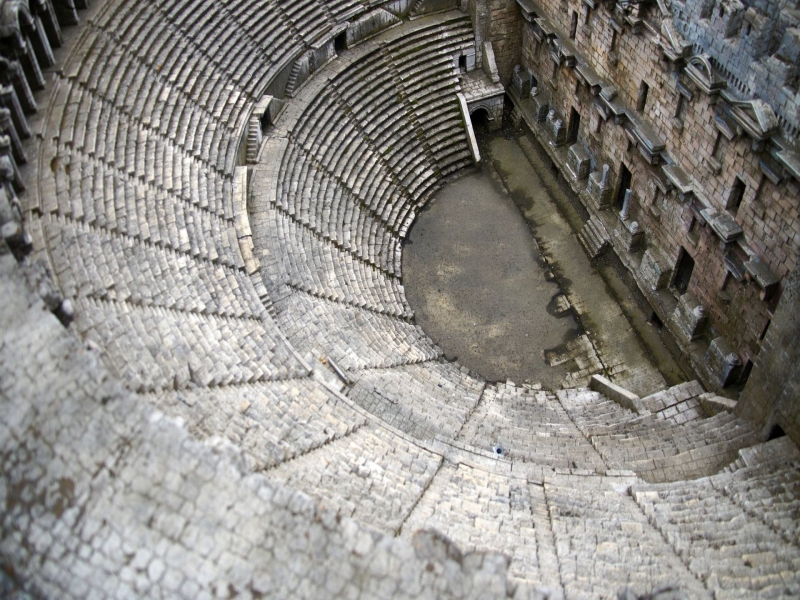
[
  {"xmin": 730, "ymin": 99, "xmax": 779, "ymax": 142},
  {"xmin": 658, "ymin": 21, "xmax": 691, "ymax": 62},
  {"xmin": 684, "ymin": 55, "xmax": 727, "ymax": 96}
]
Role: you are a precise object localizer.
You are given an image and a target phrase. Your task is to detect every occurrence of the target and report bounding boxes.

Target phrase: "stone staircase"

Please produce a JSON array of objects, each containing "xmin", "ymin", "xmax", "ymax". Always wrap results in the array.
[{"xmin": 578, "ymin": 216, "xmax": 610, "ymax": 259}]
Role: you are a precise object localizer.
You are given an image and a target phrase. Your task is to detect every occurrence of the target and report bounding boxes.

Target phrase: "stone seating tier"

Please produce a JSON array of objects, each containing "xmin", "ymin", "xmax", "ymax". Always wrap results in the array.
[
  {"xmin": 144, "ymin": 377, "xmax": 367, "ymax": 471},
  {"xmin": 268, "ymin": 208, "xmax": 412, "ymax": 316},
  {"xmin": 347, "ymin": 360, "xmax": 486, "ymax": 439},
  {"xmin": 632, "ymin": 458, "xmax": 800, "ymax": 597},
  {"xmin": 71, "ymin": 295, "xmax": 305, "ymax": 392},
  {"xmin": 4, "ymin": 2, "xmax": 799, "ymax": 597},
  {"xmin": 43, "ymin": 216, "xmax": 266, "ymax": 319},
  {"xmin": 559, "ymin": 389, "xmax": 760, "ymax": 482},
  {"xmin": 269, "ymin": 423, "xmax": 444, "ymax": 535},
  {"xmin": 457, "ymin": 383, "xmax": 608, "ymax": 470},
  {"xmin": 273, "ymin": 290, "xmax": 441, "ymax": 371}
]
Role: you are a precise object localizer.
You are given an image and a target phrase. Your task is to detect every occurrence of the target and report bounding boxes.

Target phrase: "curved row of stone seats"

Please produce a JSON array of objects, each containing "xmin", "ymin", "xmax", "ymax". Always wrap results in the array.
[
  {"xmin": 277, "ymin": 13, "xmax": 473, "ymax": 253},
  {"xmin": 401, "ymin": 461, "xmax": 541, "ymax": 585},
  {"xmin": 71, "ymin": 295, "xmax": 307, "ymax": 392},
  {"xmin": 558, "ymin": 388, "xmax": 761, "ymax": 483},
  {"xmin": 631, "ymin": 444, "xmax": 800, "ymax": 598},
  {"xmin": 31, "ymin": 0, "xmax": 355, "ymax": 399},
  {"xmin": 274, "ymin": 290, "xmax": 440, "ymax": 370},
  {"xmin": 269, "ymin": 422, "xmax": 444, "ymax": 536},
  {"xmin": 274, "ymin": 0, "xmax": 334, "ymax": 44},
  {"xmin": 143, "ymin": 377, "xmax": 367, "ymax": 471},
  {"xmin": 457, "ymin": 382, "xmax": 607, "ymax": 471},
  {"xmin": 276, "ymin": 141, "xmax": 401, "ymax": 274},
  {"xmin": 47, "ymin": 150, "xmax": 241, "ymax": 269},
  {"xmin": 322, "ymin": 0, "xmax": 366, "ymax": 22},
  {"xmin": 266, "ymin": 207, "xmax": 412, "ymax": 317},
  {"xmin": 719, "ymin": 439, "xmax": 800, "ymax": 543},
  {"xmin": 544, "ymin": 475, "xmax": 710, "ymax": 598},
  {"xmin": 222, "ymin": 0, "xmax": 301, "ymax": 67},
  {"xmin": 42, "ymin": 216, "xmax": 266, "ymax": 318},
  {"xmin": 347, "ymin": 360, "xmax": 486, "ymax": 440},
  {"xmin": 285, "ymin": 55, "xmax": 422, "ymax": 226},
  {"xmin": 141, "ymin": 0, "xmax": 294, "ymax": 95},
  {"xmin": 0, "ymin": 264, "xmax": 518, "ymax": 599},
  {"xmin": 380, "ymin": 21, "xmax": 474, "ymax": 173},
  {"xmin": 48, "ymin": 19, "xmax": 241, "ymax": 213}
]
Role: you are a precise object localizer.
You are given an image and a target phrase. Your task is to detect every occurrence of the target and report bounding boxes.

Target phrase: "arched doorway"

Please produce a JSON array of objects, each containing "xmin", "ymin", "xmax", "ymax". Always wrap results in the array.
[{"xmin": 470, "ymin": 107, "xmax": 491, "ymax": 133}]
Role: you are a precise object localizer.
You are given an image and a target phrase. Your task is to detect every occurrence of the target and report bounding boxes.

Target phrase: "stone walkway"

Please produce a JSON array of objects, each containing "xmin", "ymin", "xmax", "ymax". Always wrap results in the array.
[{"xmin": 489, "ymin": 134, "xmax": 669, "ymax": 396}]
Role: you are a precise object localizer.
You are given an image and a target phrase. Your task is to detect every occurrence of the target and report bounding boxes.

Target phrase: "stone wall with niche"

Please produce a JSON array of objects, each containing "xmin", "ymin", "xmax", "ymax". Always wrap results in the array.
[{"xmin": 510, "ymin": 0, "xmax": 800, "ymax": 395}]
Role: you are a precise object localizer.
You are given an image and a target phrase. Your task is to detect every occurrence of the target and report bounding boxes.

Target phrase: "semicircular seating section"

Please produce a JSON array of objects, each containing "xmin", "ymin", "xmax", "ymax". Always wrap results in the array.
[
  {"xmin": 3, "ymin": 0, "xmax": 800, "ymax": 597},
  {"xmin": 31, "ymin": 0, "xmax": 369, "ymax": 392}
]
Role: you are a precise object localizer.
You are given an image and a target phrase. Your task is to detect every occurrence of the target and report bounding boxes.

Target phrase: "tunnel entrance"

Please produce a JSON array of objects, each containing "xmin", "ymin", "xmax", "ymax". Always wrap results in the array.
[{"xmin": 470, "ymin": 108, "xmax": 490, "ymax": 130}]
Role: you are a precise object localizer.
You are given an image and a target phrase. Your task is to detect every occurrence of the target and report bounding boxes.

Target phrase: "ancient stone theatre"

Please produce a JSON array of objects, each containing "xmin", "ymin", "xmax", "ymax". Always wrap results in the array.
[{"xmin": 0, "ymin": 0, "xmax": 799, "ymax": 597}]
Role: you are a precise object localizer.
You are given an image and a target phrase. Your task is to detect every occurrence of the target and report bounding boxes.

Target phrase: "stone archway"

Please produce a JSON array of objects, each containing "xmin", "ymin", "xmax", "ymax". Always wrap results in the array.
[{"xmin": 467, "ymin": 96, "xmax": 503, "ymax": 131}]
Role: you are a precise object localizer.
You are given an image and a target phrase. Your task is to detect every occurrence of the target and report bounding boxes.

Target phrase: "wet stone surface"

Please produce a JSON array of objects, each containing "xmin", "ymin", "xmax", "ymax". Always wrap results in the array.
[
  {"xmin": 402, "ymin": 166, "xmax": 584, "ymax": 388},
  {"xmin": 404, "ymin": 122, "xmax": 678, "ymax": 395}
]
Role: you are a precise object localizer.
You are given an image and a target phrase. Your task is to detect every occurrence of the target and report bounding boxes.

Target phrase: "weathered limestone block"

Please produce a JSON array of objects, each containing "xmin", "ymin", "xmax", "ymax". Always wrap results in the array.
[
  {"xmin": 529, "ymin": 86, "xmax": 549, "ymax": 122},
  {"xmin": 587, "ymin": 164, "xmax": 613, "ymax": 210},
  {"xmin": 546, "ymin": 108, "xmax": 566, "ymax": 146},
  {"xmin": 346, "ymin": 9, "xmax": 401, "ymax": 47},
  {"xmin": 566, "ymin": 143, "xmax": 591, "ymax": 181},
  {"xmin": 511, "ymin": 64, "xmax": 530, "ymax": 98},
  {"xmin": 638, "ymin": 248, "xmax": 672, "ymax": 291},
  {"xmin": 615, "ymin": 218, "xmax": 644, "ymax": 252},
  {"xmin": 672, "ymin": 293, "xmax": 707, "ymax": 342},
  {"xmin": 706, "ymin": 337, "xmax": 742, "ymax": 387}
]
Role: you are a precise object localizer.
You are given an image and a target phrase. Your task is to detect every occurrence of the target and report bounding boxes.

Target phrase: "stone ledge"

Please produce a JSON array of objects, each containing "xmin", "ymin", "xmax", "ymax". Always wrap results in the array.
[{"xmin": 589, "ymin": 374, "xmax": 649, "ymax": 415}]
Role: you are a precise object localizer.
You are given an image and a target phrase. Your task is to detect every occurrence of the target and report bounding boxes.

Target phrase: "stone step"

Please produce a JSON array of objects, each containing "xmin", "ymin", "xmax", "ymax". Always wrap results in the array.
[{"xmin": 577, "ymin": 216, "xmax": 609, "ymax": 259}]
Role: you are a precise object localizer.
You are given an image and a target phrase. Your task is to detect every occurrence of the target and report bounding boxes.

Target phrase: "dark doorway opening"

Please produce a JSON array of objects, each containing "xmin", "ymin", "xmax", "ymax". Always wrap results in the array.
[
  {"xmin": 767, "ymin": 424, "xmax": 786, "ymax": 440},
  {"xmin": 568, "ymin": 107, "xmax": 580, "ymax": 144},
  {"xmin": 727, "ymin": 176, "xmax": 745, "ymax": 215},
  {"xmin": 459, "ymin": 54, "xmax": 467, "ymax": 72},
  {"xmin": 260, "ymin": 110, "xmax": 272, "ymax": 132},
  {"xmin": 615, "ymin": 162, "xmax": 632, "ymax": 210},
  {"xmin": 671, "ymin": 247, "xmax": 695, "ymax": 295},
  {"xmin": 470, "ymin": 108, "xmax": 490, "ymax": 133},
  {"xmin": 334, "ymin": 32, "xmax": 347, "ymax": 53},
  {"xmin": 637, "ymin": 81, "xmax": 650, "ymax": 112}
]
